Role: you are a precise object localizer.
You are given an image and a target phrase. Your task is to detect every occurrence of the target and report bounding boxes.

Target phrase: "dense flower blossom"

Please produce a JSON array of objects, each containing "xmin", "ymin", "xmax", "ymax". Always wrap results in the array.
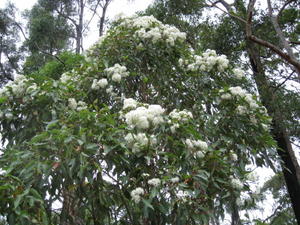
[
  {"xmin": 119, "ymin": 15, "xmax": 186, "ymax": 46},
  {"xmin": 169, "ymin": 109, "xmax": 193, "ymax": 122},
  {"xmin": 68, "ymin": 98, "xmax": 87, "ymax": 111},
  {"xmin": 105, "ymin": 63, "xmax": 129, "ymax": 83},
  {"xmin": 124, "ymin": 104, "xmax": 165, "ymax": 130},
  {"xmin": 124, "ymin": 132, "xmax": 157, "ymax": 153},
  {"xmin": 185, "ymin": 49, "xmax": 229, "ymax": 72},
  {"xmin": 185, "ymin": 139, "xmax": 208, "ymax": 151},
  {"xmin": 0, "ymin": 75, "xmax": 30, "ymax": 98},
  {"xmin": 123, "ymin": 98, "xmax": 138, "ymax": 110},
  {"xmin": 130, "ymin": 187, "xmax": 145, "ymax": 203},
  {"xmin": 148, "ymin": 178, "xmax": 161, "ymax": 187},
  {"xmin": 68, "ymin": 98, "xmax": 77, "ymax": 110},
  {"xmin": 170, "ymin": 177, "xmax": 180, "ymax": 183},
  {"xmin": 231, "ymin": 176, "xmax": 243, "ymax": 190},
  {"xmin": 92, "ymin": 78, "xmax": 108, "ymax": 90},
  {"xmin": 233, "ymin": 68, "xmax": 245, "ymax": 79}
]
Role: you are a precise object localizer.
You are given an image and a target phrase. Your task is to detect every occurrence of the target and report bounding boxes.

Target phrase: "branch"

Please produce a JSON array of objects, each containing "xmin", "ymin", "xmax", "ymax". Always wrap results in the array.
[
  {"xmin": 267, "ymin": 0, "xmax": 296, "ymax": 58},
  {"xmin": 278, "ymin": 0, "xmax": 295, "ymax": 18},
  {"xmin": 207, "ymin": 0, "xmax": 247, "ymax": 24},
  {"xmin": 82, "ymin": 0, "xmax": 101, "ymax": 34},
  {"xmin": 246, "ymin": 0, "xmax": 300, "ymax": 81},
  {"xmin": 14, "ymin": 22, "xmax": 66, "ymax": 67},
  {"xmin": 248, "ymin": 35, "xmax": 300, "ymax": 73},
  {"xmin": 274, "ymin": 70, "xmax": 295, "ymax": 91}
]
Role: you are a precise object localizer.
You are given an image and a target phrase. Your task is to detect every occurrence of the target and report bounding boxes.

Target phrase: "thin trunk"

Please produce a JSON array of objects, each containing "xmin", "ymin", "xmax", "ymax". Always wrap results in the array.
[
  {"xmin": 60, "ymin": 187, "xmax": 84, "ymax": 225},
  {"xmin": 99, "ymin": 1, "xmax": 109, "ymax": 37},
  {"xmin": 231, "ymin": 199, "xmax": 241, "ymax": 225},
  {"xmin": 76, "ymin": 0, "xmax": 84, "ymax": 53}
]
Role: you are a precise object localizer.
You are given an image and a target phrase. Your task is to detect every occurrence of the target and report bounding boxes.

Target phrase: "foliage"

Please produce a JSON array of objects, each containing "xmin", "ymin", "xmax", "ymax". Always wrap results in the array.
[
  {"xmin": 0, "ymin": 3, "xmax": 22, "ymax": 85},
  {"xmin": 0, "ymin": 15, "xmax": 275, "ymax": 224},
  {"xmin": 22, "ymin": 2, "xmax": 73, "ymax": 74}
]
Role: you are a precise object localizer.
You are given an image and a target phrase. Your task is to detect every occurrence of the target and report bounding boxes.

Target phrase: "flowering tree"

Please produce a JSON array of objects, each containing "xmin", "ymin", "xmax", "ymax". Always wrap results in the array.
[{"xmin": 0, "ymin": 16, "xmax": 274, "ymax": 224}]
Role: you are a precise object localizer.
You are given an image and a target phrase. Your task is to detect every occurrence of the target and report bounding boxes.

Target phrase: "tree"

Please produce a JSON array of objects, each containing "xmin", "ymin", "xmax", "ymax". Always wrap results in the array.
[
  {"xmin": 145, "ymin": 0, "xmax": 300, "ymax": 223},
  {"xmin": 0, "ymin": 3, "xmax": 22, "ymax": 85},
  {"xmin": 0, "ymin": 15, "xmax": 274, "ymax": 224},
  {"xmin": 39, "ymin": 0, "xmax": 114, "ymax": 54},
  {"xmin": 22, "ymin": 3, "xmax": 73, "ymax": 74}
]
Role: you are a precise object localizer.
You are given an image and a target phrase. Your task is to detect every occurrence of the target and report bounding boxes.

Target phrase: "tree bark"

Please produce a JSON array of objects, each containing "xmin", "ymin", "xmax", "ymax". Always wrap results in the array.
[{"xmin": 246, "ymin": 40, "xmax": 300, "ymax": 224}]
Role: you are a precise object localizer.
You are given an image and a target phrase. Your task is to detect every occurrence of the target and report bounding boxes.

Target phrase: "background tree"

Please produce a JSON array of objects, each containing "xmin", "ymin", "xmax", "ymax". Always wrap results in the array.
[
  {"xmin": 0, "ymin": 3, "xmax": 22, "ymax": 85},
  {"xmin": 22, "ymin": 3, "xmax": 73, "ymax": 74}
]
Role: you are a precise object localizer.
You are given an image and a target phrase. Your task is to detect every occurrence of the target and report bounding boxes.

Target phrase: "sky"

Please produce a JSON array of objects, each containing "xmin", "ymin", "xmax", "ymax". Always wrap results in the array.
[{"xmin": 0, "ymin": 0, "xmax": 154, "ymax": 48}]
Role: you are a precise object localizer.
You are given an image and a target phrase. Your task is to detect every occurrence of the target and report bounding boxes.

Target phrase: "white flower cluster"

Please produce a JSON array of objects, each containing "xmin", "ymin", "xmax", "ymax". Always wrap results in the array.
[
  {"xmin": 60, "ymin": 71, "xmax": 79, "ymax": 84},
  {"xmin": 124, "ymin": 103, "xmax": 165, "ymax": 130},
  {"xmin": 220, "ymin": 86, "xmax": 259, "ymax": 113},
  {"xmin": 122, "ymin": 15, "xmax": 159, "ymax": 29},
  {"xmin": 230, "ymin": 176, "xmax": 243, "ymax": 190},
  {"xmin": 91, "ymin": 78, "xmax": 108, "ymax": 90},
  {"xmin": 123, "ymin": 98, "xmax": 138, "ymax": 110},
  {"xmin": 185, "ymin": 139, "xmax": 208, "ymax": 159},
  {"xmin": 125, "ymin": 132, "xmax": 157, "ymax": 153},
  {"xmin": 170, "ymin": 177, "xmax": 180, "ymax": 183},
  {"xmin": 0, "ymin": 75, "xmax": 36, "ymax": 98},
  {"xmin": 105, "ymin": 63, "xmax": 129, "ymax": 83},
  {"xmin": 120, "ymin": 15, "xmax": 186, "ymax": 46},
  {"xmin": 168, "ymin": 109, "xmax": 193, "ymax": 133},
  {"xmin": 130, "ymin": 187, "xmax": 145, "ymax": 203},
  {"xmin": 169, "ymin": 109, "xmax": 193, "ymax": 122},
  {"xmin": 68, "ymin": 98, "xmax": 88, "ymax": 111},
  {"xmin": 135, "ymin": 24, "xmax": 186, "ymax": 46},
  {"xmin": 148, "ymin": 178, "xmax": 161, "ymax": 187},
  {"xmin": 184, "ymin": 49, "xmax": 229, "ymax": 72},
  {"xmin": 233, "ymin": 68, "xmax": 245, "ymax": 79}
]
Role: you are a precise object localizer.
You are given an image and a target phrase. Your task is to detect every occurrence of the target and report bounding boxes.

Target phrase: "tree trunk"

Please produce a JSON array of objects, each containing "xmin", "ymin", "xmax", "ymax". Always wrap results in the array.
[
  {"xmin": 75, "ymin": 0, "xmax": 84, "ymax": 53},
  {"xmin": 60, "ymin": 187, "xmax": 84, "ymax": 225},
  {"xmin": 246, "ymin": 40, "xmax": 300, "ymax": 224}
]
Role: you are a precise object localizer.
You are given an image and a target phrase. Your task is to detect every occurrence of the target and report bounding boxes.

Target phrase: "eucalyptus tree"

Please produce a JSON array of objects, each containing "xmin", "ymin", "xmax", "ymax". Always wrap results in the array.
[
  {"xmin": 145, "ymin": 0, "xmax": 300, "ymax": 223},
  {"xmin": 39, "ymin": 0, "xmax": 114, "ymax": 54},
  {"xmin": 0, "ymin": 16, "xmax": 274, "ymax": 224},
  {"xmin": 0, "ymin": 3, "xmax": 22, "ymax": 85},
  {"xmin": 23, "ymin": 3, "xmax": 73, "ymax": 74}
]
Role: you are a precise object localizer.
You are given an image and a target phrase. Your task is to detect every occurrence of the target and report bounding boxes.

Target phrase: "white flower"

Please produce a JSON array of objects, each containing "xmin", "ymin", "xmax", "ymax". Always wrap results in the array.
[
  {"xmin": 169, "ymin": 109, "xmax": 193, "ymax": 122},
  {"xmin": 229, "ymin": 86, "xmax": 247, "ymax": 97},
  {"xmin": 221, "ymin": 93, "xmax": 231, "ymax": 100},
  {"xmin": 230, "ymin": 153, "xmax": 238, "ymax": 161},
  {"xmin": 123, "ymin": 98, "xmax": 138, "ymax": 110},
  {"xmin": 233, "ymin": 68, "xmax": 244, "ymax": 79},
  {"xmin": 236, "ymin": 105, "xmax": 247, "ymax": 115},
  {"xmin": 185, "ymin": 138, "xmax": 194, "ymax": 150},
  {"xmin": 170, "ymin": 177, "xmax": 180, "ymax": 183},
  {"xmin": 148, "ymin": 178, "xmax": 161, "ymax": 187},
  {"xmin": 193, "ymin": 140, "xmax": 208, "ymax": 150},
  {"xmin": 106, "ymin": 86, "xmax": 113, "ymax": 94},
  {"xmin": 98, "ymin": 78, "xmax": 108, "ymax": 88},
  {"xmin": 170, "ymin": 123, "xmax": 179, "ymax": 133},
  {"xmin": 124, "ymin": 104, "xmax": 165, "ymax": 130},
  {"xmin": 68, "ymin": 98, "xmax": 77, "ymax": 110},
  {"xmin": 131, "ymin": 187, "xmax": 145, "ymax": 203},
  {"xmin": 77, "ymin": 101, "xmax": 87, "ymax": 111},
  {"xmin": 231, "ymin": 177, "xmax": 243, "ymax": 190},
  {"xmin": 195, "ymin": 151, "xmax": 205, "ymax": 158},
  {"xmin": 142, "ymin": 173, "xmax": 150, "ymax": 177},
  {"xmin": 112, "ymin": 73, "xmax": 122, "ymax": 82},
  {"xmin": 125, "ymin": 133, "xmax": 135, "ymax": 144}
]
